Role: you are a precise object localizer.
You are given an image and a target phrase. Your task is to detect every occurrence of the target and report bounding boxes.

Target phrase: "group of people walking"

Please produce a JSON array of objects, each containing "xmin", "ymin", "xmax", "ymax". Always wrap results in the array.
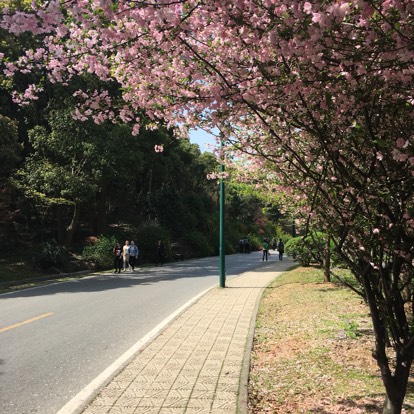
[
  {"xmin": 113, "ymin": 240, "xmax": 139, "ymax": 273},
  {"xmin": 261, "ymin": 237, "xmax": 284, "ymax": 262},
  {"xmin": 239, "ymin": 235, "xmax": 285, "ymax": 262},
  {"xmin": 113, "ymin": 236, "xmax": 284, "ymax": 272},
  {"xmin": 239, "ymin": 237, "xmax": 251, "ymax": 254},
  {"xmin": 113, "ymin": 239, "xmax": 166, "ymax": 273}
]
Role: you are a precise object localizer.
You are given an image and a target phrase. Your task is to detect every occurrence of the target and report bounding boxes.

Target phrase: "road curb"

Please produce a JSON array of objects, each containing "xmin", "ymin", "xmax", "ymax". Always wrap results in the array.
[
  {"xmin": 55, "ymin": 285, "xmax": 215, "ymax": 414},
  {"xmin": 238, "ymin": 263, "xmax": 297, "ymax": 414}
]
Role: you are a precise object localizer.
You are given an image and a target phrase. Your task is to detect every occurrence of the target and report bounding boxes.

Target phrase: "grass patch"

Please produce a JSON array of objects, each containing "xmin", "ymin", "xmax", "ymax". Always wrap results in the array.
[
  {"xmin": 249, "ymin": 266, "xmax": 414, "ymax": 413},
  {"xmin": 0, "ymin": 257, "xmax": 45, "ymax": 283},
  {"xmin": 0, "ymin": 254, "xmax": 91, "ymax": 293}
]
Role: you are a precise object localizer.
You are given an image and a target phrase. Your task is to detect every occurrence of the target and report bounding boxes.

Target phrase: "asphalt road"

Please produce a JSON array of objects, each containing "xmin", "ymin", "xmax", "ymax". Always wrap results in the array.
[{"xmin": 0, "ymin": 252, "xmax": 265, "ymax": 414}]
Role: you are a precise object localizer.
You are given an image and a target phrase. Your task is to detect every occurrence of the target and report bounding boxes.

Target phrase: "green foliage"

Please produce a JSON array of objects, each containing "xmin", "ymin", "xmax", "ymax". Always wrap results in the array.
[
  {"xmin": 82, "ymin": 235, "xmax": 117, "ymax": 270},
  {"xmin": 137, "ymin": 222, "xmax": 171, "ymax": 263},
  {"xmin": 183, "ymin": 230, "xmax": 214, "ymax": 257},
  {"xmin": 0, "ymin": 50, "xmax": 289, "ymax": 270},
  {"xmin": 32, "ymin": 240, "xmax": 69, "ymax": 269},
  {"xmin": 285, "ymin": 235, "xmax": 319, "ymax": 266},
  {"xmin": 0, "ymin": 115, "xmax": 21, "ymax": 178},
  {"xmin": 151, "ymin": 187, "xmax": 195, "ymax": 237},
  {"xmin": 285, "ymin": 232, "xmax": 343, "ymax": 267},
  {"xmin": 221, "ymin": 219, "xmax": 244, "ymax": 254},
  {"xmin": 226, "ymin": 182, "xmax": 263, "ymax": 225},
  {"xmin": 247, "ymin": 233, "xmax": 263, "ymax": 252},
  {"xmin": 1, "ymin": 20, "xmax": 283, "ymax": 267},
  {"xmin": 0, "ymin": 0, "xmax": 32, "ymax": 11},
  {"xmin": 341, "ymin": 319, "xmax": 361, "ymax": 340}
]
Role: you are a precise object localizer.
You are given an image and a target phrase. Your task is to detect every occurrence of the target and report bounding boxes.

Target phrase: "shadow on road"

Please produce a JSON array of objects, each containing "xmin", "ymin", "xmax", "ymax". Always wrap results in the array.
[{"xmin": 1, "ymin": 254, "xmax": 294, "ymax": 298}]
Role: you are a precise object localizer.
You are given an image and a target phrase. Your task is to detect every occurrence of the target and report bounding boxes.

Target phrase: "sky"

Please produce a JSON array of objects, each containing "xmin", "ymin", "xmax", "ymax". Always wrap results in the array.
[{"xmin": 189, "ymin": 128, "xmax": 217, "ymax": 153}]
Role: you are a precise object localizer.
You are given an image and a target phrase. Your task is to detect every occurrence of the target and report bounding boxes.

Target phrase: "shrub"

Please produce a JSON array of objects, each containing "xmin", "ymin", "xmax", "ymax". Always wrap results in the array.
[
  {"xmin": 32, "ymin": 240, "xmax": 69, "ymax": 270},
  {"xmin": 82, "ymin": 235, "xmax": 117, "ymax": 269},
  {"xmin": 248, "ymin": 233, "xmax": 263, "ymax": 252},
  {"xmin": 285, "ymin": 233, "xmax": 327, "ymax": 266},
  {"xmin": 285, "ymin": 237, "xmax": 313, "ymax": 266},
  {"xmin": 183, "ymin": 230, "xmax": 214, "ymax": 257},
  {"xmin": 285, "ymin": 232, "xmax": 343, "ymax": 267},
  {"xmin": 137, "ymin": 222, "xmax": 170, "ymax": 263}
]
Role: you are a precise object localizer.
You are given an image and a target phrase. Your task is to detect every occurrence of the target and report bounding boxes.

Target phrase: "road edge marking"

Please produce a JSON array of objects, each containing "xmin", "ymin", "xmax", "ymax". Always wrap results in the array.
[{"xmin": 55, "ymin": 285, "xmax": 215, "ymax": 414}]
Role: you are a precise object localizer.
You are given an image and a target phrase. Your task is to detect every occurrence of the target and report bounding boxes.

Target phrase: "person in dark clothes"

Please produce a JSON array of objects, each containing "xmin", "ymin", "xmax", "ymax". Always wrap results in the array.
[
  {"xmin": 277, "ymin": 238, "xmax": 285, "ymax": 261},
  {"xmin": 156, "ymin": 239, "xmax": 165, "ymax": 266},
  {"xmin": 113, "ymin": 242, "xmax": 123, "ymax": 273}
]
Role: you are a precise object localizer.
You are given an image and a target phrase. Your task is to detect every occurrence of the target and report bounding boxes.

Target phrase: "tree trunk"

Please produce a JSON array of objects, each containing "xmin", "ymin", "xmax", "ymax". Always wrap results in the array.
[
  {"xmin": 362, "ymin": 265, "xmax": 413, "ymax": 414},
  {"xmin": 93, "ymin": 193, "xmax": 107, "ymax": 234},
  {"xmin": 363, "ymin": 270, "xmax": 412, "ymax": 414},
  {"xmin": 56, "ymin": 205, "xmax": 65, "ymax": 245},
  {"xmin": 380, "ymin": 352, "xmax": 412, "ymax": 414},
  {"xmin": 323, "ymin": 235, "xmax": 331, "ymax": 282},
  {"xmin": 383, "ymin": 393, "xmax": 405, "ymax": 414},
  {"xmin": 64, "ymin": 202, "xmax": 79, "ymax": 247}
]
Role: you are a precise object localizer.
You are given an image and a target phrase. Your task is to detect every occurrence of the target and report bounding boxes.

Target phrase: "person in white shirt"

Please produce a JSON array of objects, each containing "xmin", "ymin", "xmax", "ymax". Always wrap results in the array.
[{"xmin": 122, "ymin": 240, "xmax": 130, "ymax": 271}]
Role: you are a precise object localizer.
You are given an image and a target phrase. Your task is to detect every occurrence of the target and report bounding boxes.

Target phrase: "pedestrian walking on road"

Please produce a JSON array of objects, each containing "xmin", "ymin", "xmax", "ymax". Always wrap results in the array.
[
  {"xmin": 156, "ymin": 239, "xmax": 165, "ymax": 266},
  {"xmin": 129, "ymin": 240, "xmax": 139, "ymax": 272},
  {"xmin": 122, "ymin": 240, "xmax": 130, "ymax": 271},
  {"xmin": 262, "ymin": 238, "xmax": 269, "ymax": 261},
  {"xmin": 277, "ymin": 238, "xmax": 285, "ymax": 261},
  {"xmin": 113, "ymin": 242, "xmax": 123, "ymax": 273},
  {"xmin": 243, "ymin": 236, "xmax": 251, "ymax": 254},
  {"xmin": 239, "ymin": 237, "xmax": 244, "ymax": 253}
]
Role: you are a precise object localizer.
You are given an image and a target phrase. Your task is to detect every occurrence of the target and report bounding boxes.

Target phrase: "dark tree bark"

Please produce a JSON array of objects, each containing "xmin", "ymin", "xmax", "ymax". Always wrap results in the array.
[
  {"xmin": 56, "ymin": 205, "xmax": 65, "ymax": 245},
  {"xmin": 359, "ymin": 263, "xmax": 413, "ymax": 414},
  {"xmin": 323, "ymin": 235, "xmax": 331, "ymax": 283},
  {"xmin": 64, "ymin": 202, "xmax": 79, "ymax": 247},
  {"xmin": 93, "ymin": 193, "xmax": 107, "ymax": 235}
]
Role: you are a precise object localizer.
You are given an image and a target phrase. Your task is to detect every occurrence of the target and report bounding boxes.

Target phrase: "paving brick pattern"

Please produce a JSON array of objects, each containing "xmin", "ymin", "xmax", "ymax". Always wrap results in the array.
[{"xmin": 82, "ymin": 259, "xmax": 293, "ymax": 414}]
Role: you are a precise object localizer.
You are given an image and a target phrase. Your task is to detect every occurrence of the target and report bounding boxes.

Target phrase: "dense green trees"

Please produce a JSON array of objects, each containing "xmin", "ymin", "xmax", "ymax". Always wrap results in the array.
[
  {"xmin": 0, "ymin": 114, "xmax": 20, "ymax": 179},
  {"xmin": 0, "ymin": 2, "xmax": 288, "ymax": 269},
  {"xmin": 0, "ymin": 83, "xmax": 285, "ymax": 268}
]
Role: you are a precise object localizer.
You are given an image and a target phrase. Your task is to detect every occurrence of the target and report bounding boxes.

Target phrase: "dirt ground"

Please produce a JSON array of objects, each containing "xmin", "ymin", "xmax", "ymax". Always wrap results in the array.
[{"xmin": 248, "ymin": 267, "xmax": 414, "ymax": 414}]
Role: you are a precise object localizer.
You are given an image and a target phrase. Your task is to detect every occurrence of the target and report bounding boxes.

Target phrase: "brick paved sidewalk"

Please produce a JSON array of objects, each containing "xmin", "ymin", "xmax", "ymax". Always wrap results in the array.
[{"xmin": 77, "ymin": 259, "xmax": 294, "ymax": 414}]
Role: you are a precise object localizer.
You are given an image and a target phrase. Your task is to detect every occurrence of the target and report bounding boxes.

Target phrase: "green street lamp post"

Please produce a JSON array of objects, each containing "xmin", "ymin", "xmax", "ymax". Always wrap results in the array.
[{"xmin": 219, "ymin": 140, "xmax": 226, "ymax": 288}]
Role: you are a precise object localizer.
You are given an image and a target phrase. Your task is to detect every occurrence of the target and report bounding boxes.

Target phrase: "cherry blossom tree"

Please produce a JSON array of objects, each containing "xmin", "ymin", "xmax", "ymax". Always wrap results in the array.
[{"xmin": 1, "ymin": 1, "xmax": 413, "ymax": 412}]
